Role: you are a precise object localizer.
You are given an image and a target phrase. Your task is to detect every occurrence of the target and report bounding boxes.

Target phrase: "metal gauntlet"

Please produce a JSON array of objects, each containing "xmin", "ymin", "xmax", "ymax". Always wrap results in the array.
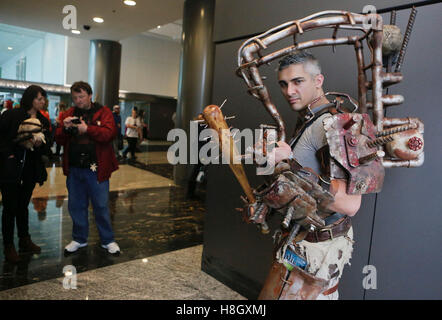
[{"xmin": 244, "ymin": 160, "xmax": 334, "ymax": 233}]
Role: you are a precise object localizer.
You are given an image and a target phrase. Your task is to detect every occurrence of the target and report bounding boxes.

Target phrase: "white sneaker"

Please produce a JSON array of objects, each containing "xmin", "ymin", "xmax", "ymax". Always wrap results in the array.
[
  {"xmin": 65, "ymin": 241, "xmax": 87, "ymax": 253},
  {"xmin": 101, "ymin": 242, "xmax": 120, "ymax": 254}
]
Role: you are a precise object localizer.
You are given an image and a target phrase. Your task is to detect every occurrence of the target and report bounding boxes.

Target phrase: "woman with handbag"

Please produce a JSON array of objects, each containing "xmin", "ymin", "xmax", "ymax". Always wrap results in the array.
[{"xmin": 0, "ymin": 85, "xmax": 50, "ymax": 263}]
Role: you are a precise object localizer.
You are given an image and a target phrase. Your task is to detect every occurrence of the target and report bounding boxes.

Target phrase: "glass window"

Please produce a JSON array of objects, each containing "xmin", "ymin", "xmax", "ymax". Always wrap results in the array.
[{"xmin": 0, "ymin": 23, "xmax": 66, "ymax": 85}]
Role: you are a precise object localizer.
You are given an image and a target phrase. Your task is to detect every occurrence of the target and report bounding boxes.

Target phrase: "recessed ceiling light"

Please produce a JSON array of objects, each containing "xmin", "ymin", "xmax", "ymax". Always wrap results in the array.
[
  {"xmin": 71, "ymin": 30, "xmax": 81, "ymax": 34},
  {"xmin": 124, "ymin": 0, "xmax": 137, "ymax": 6},
  {"xmin": 93, "ymin": 17, "xmax": 104, "ymax": 23},
  {"xmin": 7, "ymin": 47, "xmax": 13, "ymax": 50},
  {"xmin": 157, "ymin": 25, "xmax": 161, "ymax": 29}
]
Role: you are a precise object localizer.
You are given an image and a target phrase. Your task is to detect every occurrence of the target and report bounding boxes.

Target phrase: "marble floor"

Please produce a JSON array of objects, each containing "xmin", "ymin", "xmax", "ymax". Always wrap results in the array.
[
  {"xmin": 0, "ymin": 145, "xmax": 244, "ymax": 300},
  {"xmin": 0, "ymin": 245, "xmax": 245, "ymax": 300}
]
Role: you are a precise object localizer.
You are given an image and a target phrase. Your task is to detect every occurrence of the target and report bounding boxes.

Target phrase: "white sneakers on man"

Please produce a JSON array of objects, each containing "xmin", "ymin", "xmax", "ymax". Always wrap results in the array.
[
  {"xmin": 64, "ymin": 241, "xmax": 88, "ymax": 253},
  {"xmin": 101, "ymin": 242, "xmax": 121, "ymax": 255},
  {"xmin": 64, "ymin": 240, "xmax": 120, "ymax": 255}
]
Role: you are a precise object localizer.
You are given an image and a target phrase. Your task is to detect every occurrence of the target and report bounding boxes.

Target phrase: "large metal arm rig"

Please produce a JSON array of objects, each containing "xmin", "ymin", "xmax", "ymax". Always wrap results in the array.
[
  {"xmin": 198, "ymin": 10, "xmax": 424, "ymax": 234},
  {"xmin": 236, "ymin": 10, "xmax": 424, "ymax": 169}
]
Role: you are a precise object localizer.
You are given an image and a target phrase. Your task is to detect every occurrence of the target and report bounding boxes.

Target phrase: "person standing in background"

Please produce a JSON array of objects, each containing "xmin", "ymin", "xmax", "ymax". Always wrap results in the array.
[
  {"xmin": 122, "ymin": 108, "xmax": 140, "ymax": 161},
  {"xmin": 39, "ymin": 98, "xmax": 50, "ymax": 122},
  {"xmin": 40, "ymin": 98, "xmax": 54, "ymax": 159},
  {"xmin": 1, "ymin": 100, "xmax": 13, "ymax": 115},
  {"xmin": 55, "ymin": 102, "xmax": 68, "ymax": 157},
  {"xmin": 112, "ymin": 105, "xmax": 123, "ymax": 159},
  {"xmin": 136, "ymin": 109, "xmax": 147, "ymax": 151}
]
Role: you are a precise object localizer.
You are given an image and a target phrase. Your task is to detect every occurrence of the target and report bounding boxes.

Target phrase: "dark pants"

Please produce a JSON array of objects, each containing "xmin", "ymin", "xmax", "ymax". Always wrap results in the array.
[
  {"xmin": 123, "ymin": 137, "xmax": 137, "ymax": 159},
  {"xmin": 55, "ymin": 143, "xmax": 63, "ymax": 156},
  {"xmin": 187, "ymin": 163, "xmax": 202, "ymax": 197},
  {"xmin": 1, "ymin": 180, "xmax": 36, "ymax": 246}
]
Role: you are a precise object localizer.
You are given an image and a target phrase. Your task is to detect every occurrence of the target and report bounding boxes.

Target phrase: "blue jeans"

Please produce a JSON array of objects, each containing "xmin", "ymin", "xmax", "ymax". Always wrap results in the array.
[{"xmin": 66, "ymin": 167, "xmax": 115, "ymax": 245}]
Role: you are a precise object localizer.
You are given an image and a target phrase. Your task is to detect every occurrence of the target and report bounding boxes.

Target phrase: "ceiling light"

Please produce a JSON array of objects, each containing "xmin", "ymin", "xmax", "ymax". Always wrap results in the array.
[
  {"xmin": 124, "ymin": 0, "xmax": 137, "ymax": 6},
  {"xmin": 71, "ymin": 30, "xmax": 81, "ymax": 34},
  {"xmin": 7, "ymin": 47, "xmax": 13, "ymax": 50},
  {"xmin": 157, "ymin": 25, "xmax": 161, "ymax": 29},
  {"xmin": 93, "ymin": 17, "xmax": 104, "ymax": 23}
]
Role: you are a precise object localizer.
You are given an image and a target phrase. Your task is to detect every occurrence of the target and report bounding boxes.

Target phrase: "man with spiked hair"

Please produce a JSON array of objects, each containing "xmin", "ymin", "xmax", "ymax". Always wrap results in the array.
[{"xmin": 259, "ymin": 50, "xmax": 361, "ymax": 300}]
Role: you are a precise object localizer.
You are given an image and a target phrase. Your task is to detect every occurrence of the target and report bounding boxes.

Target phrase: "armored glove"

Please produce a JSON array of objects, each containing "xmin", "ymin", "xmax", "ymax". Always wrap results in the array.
[{"xmin": 241, "ymin": 160, "xmax": 334, "ymax": 233}]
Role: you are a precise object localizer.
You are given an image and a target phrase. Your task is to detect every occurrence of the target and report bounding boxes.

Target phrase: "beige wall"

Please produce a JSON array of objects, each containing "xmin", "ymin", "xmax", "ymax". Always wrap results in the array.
[
  {"xmin": 65, "ymin": 37, "xmax": 90, "ymax": 86},
  {"xmin": 65, "ymin": 34, "xmax": 181, "ymax": 98},
  {"xmin": 119, "ymin": 34, "xmax": 181, "ymax": 98}
]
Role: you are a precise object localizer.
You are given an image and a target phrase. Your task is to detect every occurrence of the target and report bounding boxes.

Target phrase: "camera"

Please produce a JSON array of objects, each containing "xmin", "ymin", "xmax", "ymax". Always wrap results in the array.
[
  {"xmin": 71, "ymin": 118, "xmax": 81, "ymax": 124},
  {"xmin": 65, "ymin": 126, "xmax": 79, "ymax": 136}
]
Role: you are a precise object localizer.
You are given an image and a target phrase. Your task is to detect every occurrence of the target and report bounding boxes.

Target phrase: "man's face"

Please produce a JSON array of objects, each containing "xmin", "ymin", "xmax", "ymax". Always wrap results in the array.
[
  {"xmin": 72, "ymin": 89, "xmax": 92, "ymax": 109},
  {"xmin": 278, "ymin": 63, "xmax": 322, "ymax": 112},
  {"xmin": 113, "ymin": 106, "xmax": 120, "ymax": 114}
]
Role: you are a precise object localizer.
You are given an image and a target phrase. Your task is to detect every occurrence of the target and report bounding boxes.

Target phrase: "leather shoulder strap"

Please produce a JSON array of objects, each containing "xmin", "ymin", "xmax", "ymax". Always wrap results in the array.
[{"xmin": 289, "ymin": 105, "xmax": 337, "ymax": 150}]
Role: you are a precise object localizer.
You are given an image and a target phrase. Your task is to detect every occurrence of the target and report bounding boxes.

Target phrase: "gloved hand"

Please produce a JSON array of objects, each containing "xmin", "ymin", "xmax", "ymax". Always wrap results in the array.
[{"xmin": 236, "ymin": 197, "xmax": 270, "ymax": 234}]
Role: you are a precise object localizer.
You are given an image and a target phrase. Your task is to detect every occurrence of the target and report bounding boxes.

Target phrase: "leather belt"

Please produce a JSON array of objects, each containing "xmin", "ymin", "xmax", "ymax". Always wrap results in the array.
[
  {"xmin": 322, "ymin": 282, "xmax": 339, "ymax": 296},
  {"xmin": 304, "ymin": 216, "xmax": 352, "ymax": 243}
]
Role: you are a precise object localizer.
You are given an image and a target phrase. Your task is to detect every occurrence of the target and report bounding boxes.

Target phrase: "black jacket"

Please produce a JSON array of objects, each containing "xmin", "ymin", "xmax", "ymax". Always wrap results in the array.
[{"xmin": 0, "ymin": 108, "xmax": 50, "ymax": 185}]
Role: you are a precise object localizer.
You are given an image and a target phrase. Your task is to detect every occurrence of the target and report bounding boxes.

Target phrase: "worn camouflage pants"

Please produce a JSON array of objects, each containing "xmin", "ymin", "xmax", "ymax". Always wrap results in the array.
[{"xmin": 295, "ymin": 227, "xmax": 354, "ymax": 300}]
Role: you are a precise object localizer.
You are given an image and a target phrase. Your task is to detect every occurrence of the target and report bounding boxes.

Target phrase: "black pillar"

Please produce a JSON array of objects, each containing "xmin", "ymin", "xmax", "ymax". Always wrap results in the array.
[
  {"xmin": 174, "ymin": 0, "xmax": 216, "ymax": 186},
  {"xmin": 88, "ymin": 40, "xmax": 121, "ymax": 108}
]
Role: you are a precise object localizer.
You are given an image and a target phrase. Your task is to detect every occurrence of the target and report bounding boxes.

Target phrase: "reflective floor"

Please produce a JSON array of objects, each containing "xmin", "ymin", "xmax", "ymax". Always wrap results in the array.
[
  {"xmin": 0, "ymin": 141, "xmax": 214, "ymax": 296},
  {"xmin": 0, "ymin": 245, "xmax": 245, "ymax": 300}
]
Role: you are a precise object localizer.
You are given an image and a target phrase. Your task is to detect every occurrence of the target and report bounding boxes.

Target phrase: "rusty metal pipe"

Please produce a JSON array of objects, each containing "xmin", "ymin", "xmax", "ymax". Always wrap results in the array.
[
  {"xmin": 244, "ymin": 51, "xmax": 287, "ymax": 141},
  {"xmin": 254, "ymin": 36, "xmax": 359, "ymax": 67},
  {"xmin": 382, "ymin": 72, "xmax": 403, "ymax": 84},
  {"xmin": 381, "ymin": 94, "xmax": 404, "ymax": 106},
  {"xmin": 382, "ymin": 152, "xmax": 424, "ymax": 168},
  {"xmin": 239, "ymin": 12, "xmax": 382, "ymax": 64},
  {"xmin": 382, "ymin": 117, "xmax": 424, "ymax": 133},
  {"xmin": 365, "ymin": 72, "xmax": 403, "ymax": 89},
  {"xmin": 355, "ymin": 40, "xmax": 368, "ymax": 113}
]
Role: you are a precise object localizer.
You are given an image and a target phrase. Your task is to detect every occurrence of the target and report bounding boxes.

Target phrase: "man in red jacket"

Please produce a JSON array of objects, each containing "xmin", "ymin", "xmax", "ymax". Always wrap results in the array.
[{"xmin": 55, "ymin": 81, "xmax": 120, "ymax": 255}]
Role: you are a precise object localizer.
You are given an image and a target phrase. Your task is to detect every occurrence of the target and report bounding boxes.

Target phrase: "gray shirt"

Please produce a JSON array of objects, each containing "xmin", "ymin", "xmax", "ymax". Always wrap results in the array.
[
  {"xmin": 290, "ymin": 112, "xmax": 347, "ymax": 221},
  {"xmin": 291, "ymin": 113, "xmax": 330, "ymax": 174}
]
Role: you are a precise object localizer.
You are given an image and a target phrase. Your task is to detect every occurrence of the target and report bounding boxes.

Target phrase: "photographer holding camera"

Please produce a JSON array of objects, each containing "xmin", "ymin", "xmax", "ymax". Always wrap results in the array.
[{"xmin": 55, "ymin": 81, "xmax": 120, "ymax": 255}]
